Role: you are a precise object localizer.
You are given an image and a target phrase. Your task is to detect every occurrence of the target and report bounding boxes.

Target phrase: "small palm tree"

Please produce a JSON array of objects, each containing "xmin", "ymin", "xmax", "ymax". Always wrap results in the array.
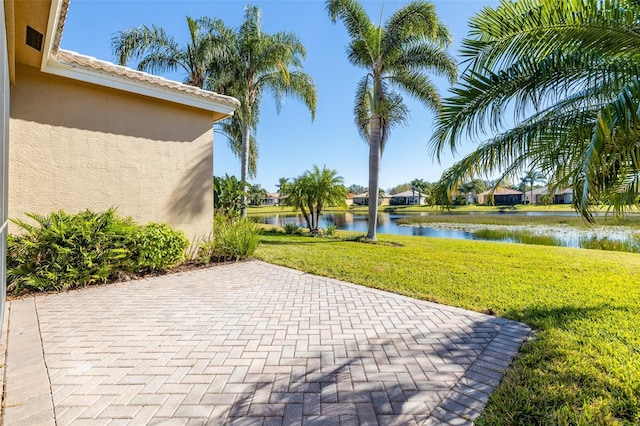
[
  {"xmin": 285, "ymin": 165, "xmax": 348, "ymax": 233},
  {"xmin": 207, "ymin": 6, "xmax": 317, "ymax": 216},
  {"xmin": 327, "ymin": 0, "xmax": 457, "ymax": 240},
  {"xmin": 430, "ymin": 0, "xmax": 640, "ymax": 221}
]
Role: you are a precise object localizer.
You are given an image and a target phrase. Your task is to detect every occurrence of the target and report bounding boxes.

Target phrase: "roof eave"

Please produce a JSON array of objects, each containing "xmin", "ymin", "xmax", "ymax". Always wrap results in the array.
[{"xmin": 44, "ymin": 57, "xmax": 237, "ymax": 119}]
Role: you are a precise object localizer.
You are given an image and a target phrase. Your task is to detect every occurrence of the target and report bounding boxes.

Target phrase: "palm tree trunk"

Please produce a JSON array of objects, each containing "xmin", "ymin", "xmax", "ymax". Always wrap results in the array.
[
  {"xmin": 367, "ymin": 115, "xmax": 382, "ymax": 241},
  {"xmin": 530, "ymin": 183, "xmax": 534, "ymax": 205},
  {"xmin": 240, "ymin": 120, "xmax": 251, "ymax": 217},
  {"xmin": 299, "ymin": 203, "xmax": 312, "ymax": 231}
]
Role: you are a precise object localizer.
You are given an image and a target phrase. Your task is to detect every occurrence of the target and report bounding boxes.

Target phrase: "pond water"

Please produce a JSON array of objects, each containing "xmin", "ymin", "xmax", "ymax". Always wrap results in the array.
[{"xmin": 253, "ymin": 211, "xmax": 640, "ymax": 250}]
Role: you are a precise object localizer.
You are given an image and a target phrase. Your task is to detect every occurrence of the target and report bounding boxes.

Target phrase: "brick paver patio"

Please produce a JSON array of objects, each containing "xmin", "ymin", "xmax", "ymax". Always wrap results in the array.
[{"xmin": 1, "ymin": 261, "xmax": 530, "ymax": 425}]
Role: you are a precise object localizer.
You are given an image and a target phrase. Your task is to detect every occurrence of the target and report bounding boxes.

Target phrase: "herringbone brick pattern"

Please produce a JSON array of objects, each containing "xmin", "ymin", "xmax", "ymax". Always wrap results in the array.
[{"xmin": 2, "ymin": 261, "xmax": 530, "ymax": 425}]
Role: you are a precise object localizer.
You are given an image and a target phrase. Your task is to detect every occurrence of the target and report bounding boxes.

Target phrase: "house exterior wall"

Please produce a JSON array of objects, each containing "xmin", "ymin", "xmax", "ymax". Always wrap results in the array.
[
  {"xmin": 1, "ymin": 0, "xmax": 10, "ymax": 328},
  {"xmin": 9, "ymin": 64, "xmax": 214, "ymax": 240},
  {"xmin": 390, "ymin": 195, "xmax": 423, "ymax": 206}
]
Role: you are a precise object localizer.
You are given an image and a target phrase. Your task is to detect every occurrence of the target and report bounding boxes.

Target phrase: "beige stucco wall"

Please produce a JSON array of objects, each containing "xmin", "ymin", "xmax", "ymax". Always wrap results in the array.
[{"xmin": 9, "ymin": 64, "xmax": 214, "ymax": 241}]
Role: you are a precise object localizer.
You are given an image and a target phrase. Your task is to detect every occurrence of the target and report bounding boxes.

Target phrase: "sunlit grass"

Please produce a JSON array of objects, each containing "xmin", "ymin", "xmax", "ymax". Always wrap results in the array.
[{"xmin": 255, "ymin": 231, "xmax": 640, "ymax": 425}]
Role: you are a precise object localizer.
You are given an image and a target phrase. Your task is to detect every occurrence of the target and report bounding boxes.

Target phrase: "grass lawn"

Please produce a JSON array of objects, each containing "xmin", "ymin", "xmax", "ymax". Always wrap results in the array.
[{"xmin": 255, "ymin": 231, "xmax": 640, "ymax": 425}]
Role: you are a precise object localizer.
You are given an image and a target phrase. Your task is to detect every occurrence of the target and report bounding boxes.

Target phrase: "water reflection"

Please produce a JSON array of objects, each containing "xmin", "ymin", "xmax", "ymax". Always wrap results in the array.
[
  {"xmin": 255, "ymin": 212, "xmax": 477, "ymax": 240},
  {"xmin": 253, "ymin": 211, "xmax": 638, "ymax": 250}
]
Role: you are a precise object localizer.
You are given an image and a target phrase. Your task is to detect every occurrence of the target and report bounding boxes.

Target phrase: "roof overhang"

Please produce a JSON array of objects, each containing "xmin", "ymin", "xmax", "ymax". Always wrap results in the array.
[{"xmin": 38, "ymin": 0, "xmax": 239, "ymax": 122}]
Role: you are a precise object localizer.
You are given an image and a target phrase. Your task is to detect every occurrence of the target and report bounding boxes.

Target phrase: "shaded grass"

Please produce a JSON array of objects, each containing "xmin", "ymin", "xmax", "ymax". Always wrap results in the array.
[{"xmin": 255, "ymin": 231, "xmax": 640, "ymax": 425}]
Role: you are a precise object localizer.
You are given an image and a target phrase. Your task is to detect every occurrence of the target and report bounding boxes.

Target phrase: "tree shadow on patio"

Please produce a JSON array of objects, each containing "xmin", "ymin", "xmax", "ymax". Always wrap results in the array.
[{"xmin": 204, "ymin": 315, "xmax": 520, "ymax": 425}]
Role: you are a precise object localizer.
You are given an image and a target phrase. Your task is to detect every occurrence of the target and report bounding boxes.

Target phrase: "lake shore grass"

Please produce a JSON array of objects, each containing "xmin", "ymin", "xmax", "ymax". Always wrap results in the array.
[{"xmin": 255, "ymin": 230, "xmax": 640, "ymax": 425}]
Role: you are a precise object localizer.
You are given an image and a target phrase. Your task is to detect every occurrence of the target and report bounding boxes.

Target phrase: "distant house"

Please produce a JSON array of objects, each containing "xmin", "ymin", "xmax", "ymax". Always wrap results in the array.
[
  {"xmin": 345, "ymin": 193, "xmax": 354, "ymax": 206},
  {"xmin": 554, "ymin": 188, "xmax": 573, "ymax": 204},
  {"xmin": 261, "ymin": 193, "xmax": 280, "ymax": 206},
  {"xmin": 477, "ymin": 188, "xmax": 523, "ymax": 205},
  {"xmin": 452, "ymin": 190, "xmax": 477, "ymax": 205},
  {"xmin": 523, "ymin": 187, "xmax": 573, "ymax": 205},
  {"xmin": 352, "ymin": 192, "xmax": 390, "ymax": 206},
  {"xmin": 389, "ymin": 190, "xmax": 426, "ymax": 206},
  {"xmin": 352, "ymin": 192, "xmax": 369, "ymax": 206},
  {"xmin": 525, "ymin": 187, "xmax": 548, "ymax": 204}
]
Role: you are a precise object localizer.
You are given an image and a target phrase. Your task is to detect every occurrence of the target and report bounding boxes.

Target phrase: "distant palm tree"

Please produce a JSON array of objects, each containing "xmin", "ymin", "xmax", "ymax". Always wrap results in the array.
[
  {"xmin": 410, "ymin": 179, "xmax": 431, "ymax": 205},
  {"xmin": 277, "ymin": 178, "xmax": 288, "ymax": 196},
  {"xmin": 207, "ymin": 6, "xmax": 317, "ymax": 216},
  {"xmin": 327, "ymin": 0, "xmax": 457, "ymax": 240},
  {"xmin": 458, "ymin": 179, "xmax": 486, "ymax": 205},
  {"xmin": 430, "ymin": 0, "xmax": 640, "ymax": 221},
  {"xmin": 285, "ymin": 165, "xmax": 348, "ymax": 232},
  {"xmin": 523, "ymin": 169, "xmax": 546, "ymax": 205}
]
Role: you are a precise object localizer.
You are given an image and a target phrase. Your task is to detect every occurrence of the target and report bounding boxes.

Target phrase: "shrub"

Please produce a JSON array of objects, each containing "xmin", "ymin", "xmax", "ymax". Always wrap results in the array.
[
  {"xmin": 7, "ymin": 209, "xmax": 137, "ymax": 293},
  {"xmin": 198, "ymin": 217, "xmax": 261, "ymax": 263},
  {"xmin": 7, "ymin": 209, "xmax": 191, "ymax": 294},
  {"xmin": 283, "ymin": 223, "xmax": 303, "ymax": 235},
  {"xmin": 132, "ymin": 223, "xmax": 189, "ymax": 271}
]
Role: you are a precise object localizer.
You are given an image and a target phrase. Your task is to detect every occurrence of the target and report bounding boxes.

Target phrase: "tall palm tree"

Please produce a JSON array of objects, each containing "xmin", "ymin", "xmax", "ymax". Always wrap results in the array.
[
  {"xmin": 207, "ymin": 6, "xmax": 317, "ymax": 216},
  {"xmin": 327, "ymin": 0, "xmax": 457, "ymax": 240},
  {"xmin": 430, "ymin": 0, "xmax": 640, "ymax": 221}
]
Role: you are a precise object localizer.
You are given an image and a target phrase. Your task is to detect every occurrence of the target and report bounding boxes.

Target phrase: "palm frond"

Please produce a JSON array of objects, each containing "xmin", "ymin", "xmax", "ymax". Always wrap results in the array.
[
  {"xmin": 383, "ymin": 0, "xmax": 452, "ymax": 52},
  {"xmin": 326, "ymin": 0, "xmax": 377, "ymax": 65}
]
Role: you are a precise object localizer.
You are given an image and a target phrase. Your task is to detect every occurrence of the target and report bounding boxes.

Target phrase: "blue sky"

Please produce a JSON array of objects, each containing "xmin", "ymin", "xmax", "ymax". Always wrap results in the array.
[{"xmin": 62, "ymin": 0, "xmax": 500, "ymax": 192}]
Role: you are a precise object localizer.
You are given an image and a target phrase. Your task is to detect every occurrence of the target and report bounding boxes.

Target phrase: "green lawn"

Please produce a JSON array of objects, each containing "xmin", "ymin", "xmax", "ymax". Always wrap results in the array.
[{"xmin": 255, "ymin": 231, "xmax": 640, "ymax": 425}]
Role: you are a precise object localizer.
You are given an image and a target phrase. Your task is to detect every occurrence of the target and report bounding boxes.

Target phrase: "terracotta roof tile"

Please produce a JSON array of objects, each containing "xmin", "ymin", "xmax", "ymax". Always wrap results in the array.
[{"xmin": 56, "ymin": 49, "xmax": 240, "ymax": 109}]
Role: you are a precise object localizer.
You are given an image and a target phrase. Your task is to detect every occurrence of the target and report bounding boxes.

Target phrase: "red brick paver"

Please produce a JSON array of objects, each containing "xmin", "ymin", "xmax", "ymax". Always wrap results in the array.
[{"xmin": 1, "ymin": 261, "xmax": 530, "ymax": 425}]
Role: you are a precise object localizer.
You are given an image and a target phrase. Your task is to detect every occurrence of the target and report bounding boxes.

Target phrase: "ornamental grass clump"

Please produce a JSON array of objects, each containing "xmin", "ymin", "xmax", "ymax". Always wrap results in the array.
[
  {"xmin": 198, "ymin": 216, "xmax": 261, "ymax": 263},
  {"xmin": 283, "ymin": 223, "xmax": 304, "ymax": 235}
]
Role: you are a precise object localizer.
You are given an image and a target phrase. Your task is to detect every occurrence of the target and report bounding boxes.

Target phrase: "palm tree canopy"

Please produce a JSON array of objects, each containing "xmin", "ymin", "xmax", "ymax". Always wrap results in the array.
[
  {"xmin": 284, "ymin": 165, "xmax": 348, "ymax": 231},
  {"xmin": 327, "ymin": 0, "xmax": 457, "ymax": 149},
  {"xmin": 430, "ymin": 0, "xmax": 640, "ymax": 220},
  {"xmin": 207, "ymin": 6, "xmax": 316, "ymax": 122},
  {"xmin": 112, "ymin": 16, "xmax": 221, "ymax": 87}
]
